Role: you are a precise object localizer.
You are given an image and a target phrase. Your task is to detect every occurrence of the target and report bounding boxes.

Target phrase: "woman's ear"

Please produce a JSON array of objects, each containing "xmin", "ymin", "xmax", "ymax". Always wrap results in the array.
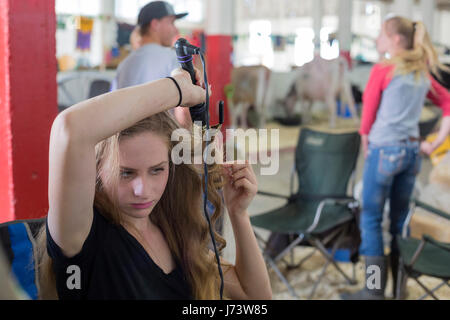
[{"xmin": 392, "ymin": 33, "xmax": 404, "ymax": 48}]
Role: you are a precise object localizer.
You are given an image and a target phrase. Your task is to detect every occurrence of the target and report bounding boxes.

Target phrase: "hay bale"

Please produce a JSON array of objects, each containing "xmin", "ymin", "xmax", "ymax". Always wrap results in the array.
[{"xmin": 410, "ymin": 207, "xmax": 450, "ymax": 242}]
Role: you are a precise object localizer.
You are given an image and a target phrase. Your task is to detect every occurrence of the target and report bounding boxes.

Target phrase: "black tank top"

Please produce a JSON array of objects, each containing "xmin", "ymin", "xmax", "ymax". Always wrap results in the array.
[{"xmin": 46, "ymin": 207, "xmax": 192, "ymax": 300}]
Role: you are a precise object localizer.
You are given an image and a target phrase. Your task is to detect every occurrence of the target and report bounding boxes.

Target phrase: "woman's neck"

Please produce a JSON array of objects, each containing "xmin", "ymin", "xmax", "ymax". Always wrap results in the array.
[
  {"xmin": 121, "ymin": 214, "xmax": 153, "ymax": 234},
  {"xmin": 388, "ymin": 46, "xmax": 406, "ymax": 58}
]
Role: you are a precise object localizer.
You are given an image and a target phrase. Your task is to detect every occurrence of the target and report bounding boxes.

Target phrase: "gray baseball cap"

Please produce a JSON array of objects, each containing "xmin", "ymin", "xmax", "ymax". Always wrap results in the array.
[{"xmin": 137, "ymin": 1, "xmax": 188, "ymax": 26}]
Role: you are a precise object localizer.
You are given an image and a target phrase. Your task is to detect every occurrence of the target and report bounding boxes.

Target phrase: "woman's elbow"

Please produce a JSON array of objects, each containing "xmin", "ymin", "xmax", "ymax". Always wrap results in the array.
[
  {"xmin": 260, "ymin": 287, "xmax": 273, "ymax": 300},
  {"xmin": 245, "ymin": 286, "xmax": 272, "ymax": 300},
  {"xmin": 50, "ymin": 110, "xmax": 86, "ymax": 145}
]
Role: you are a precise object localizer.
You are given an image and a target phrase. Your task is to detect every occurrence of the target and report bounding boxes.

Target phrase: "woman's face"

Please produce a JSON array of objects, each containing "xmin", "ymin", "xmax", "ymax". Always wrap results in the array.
[
  {"xmin": 376, "ymin": 22, "xmax": 393, "ymax": 56},
  {"xmin": 110, "ymin": 132, "xmax": 170, "ymax": 219}
]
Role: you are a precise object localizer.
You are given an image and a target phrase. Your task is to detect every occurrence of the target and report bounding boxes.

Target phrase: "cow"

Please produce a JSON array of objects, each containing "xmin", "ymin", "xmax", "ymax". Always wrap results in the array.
[
  {"xmin": 280, "ymin": 54, "xmax": 359, "ymax": 128},
  {"xmin": 226, "ymin": 65, "xmax": 272, "ymax": 129}
]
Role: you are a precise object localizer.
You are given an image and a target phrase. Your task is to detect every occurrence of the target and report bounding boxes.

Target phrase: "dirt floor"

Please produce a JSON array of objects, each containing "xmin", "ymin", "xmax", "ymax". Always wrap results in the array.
[
  {"xmin": 269, "ymin": 246, "xmax": 450, "ymax": 300},
  {"xmin": 227, "ymin": 110, "xmax": 450, "ymax": 300}
]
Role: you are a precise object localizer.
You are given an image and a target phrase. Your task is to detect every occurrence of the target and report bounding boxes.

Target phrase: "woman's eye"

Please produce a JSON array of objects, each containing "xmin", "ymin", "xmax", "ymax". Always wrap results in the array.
[
  {"xmin": 151, "ymin": 168, "xmax": 164, "ymax": 175},
  {"xmin": 120, "ymin": 171, "xmax": 133, "ymax": 179}
]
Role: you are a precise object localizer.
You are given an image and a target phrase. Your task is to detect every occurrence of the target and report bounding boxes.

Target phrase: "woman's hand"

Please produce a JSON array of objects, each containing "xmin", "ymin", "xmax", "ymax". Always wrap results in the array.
[
  {"xmin": 421, "ymin": 117, "xmax": 450, "ymax": 156},
  {"xmin": 221, "ymin": 161, "xmax": 257, "ymax": 217},
  {"xmin": 420, "ymin": 140, "xmax": 435, "ymax": 156},
  {"xmin": 171, "ymin": 68, "xmax": 211, "ymax": 107}
]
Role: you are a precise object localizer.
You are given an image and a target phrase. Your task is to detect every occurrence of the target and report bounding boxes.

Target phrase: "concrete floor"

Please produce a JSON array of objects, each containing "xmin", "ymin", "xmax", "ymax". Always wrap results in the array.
[{"xmin": 221, "ymin": 117, "xmax": 449, "ymax": 300}]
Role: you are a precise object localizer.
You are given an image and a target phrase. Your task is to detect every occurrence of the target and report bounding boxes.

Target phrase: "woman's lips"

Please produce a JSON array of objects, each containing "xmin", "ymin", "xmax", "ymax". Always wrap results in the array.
[{"xmin": 131, "ymin": 201, "xmax": 154, "ymax": 209}]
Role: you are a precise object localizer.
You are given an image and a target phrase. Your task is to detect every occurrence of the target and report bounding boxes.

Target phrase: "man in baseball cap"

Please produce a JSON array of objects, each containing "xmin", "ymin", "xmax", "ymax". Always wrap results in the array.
[
  {"xmin": 137, "ymin": 1, "xmax": 188, "ymax": 47},
  {"xmin": 114, "ymin": 1, "xmax": 191, "ymax": 127},
  {"xmin": 138, "ymin": 1, "xmax": 188, "ymax": 25}
]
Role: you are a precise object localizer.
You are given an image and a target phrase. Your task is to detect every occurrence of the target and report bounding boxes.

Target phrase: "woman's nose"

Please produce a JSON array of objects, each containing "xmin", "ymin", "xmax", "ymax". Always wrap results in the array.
[{"xmin": 132, "ymin": 176, "xmax": 148, "ymax": 197}]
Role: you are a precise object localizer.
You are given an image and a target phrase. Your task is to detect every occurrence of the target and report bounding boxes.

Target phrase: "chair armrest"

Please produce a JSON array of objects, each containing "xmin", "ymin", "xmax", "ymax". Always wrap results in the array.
[
  {"xmin": 423, "ymin": 235, "xmax": 450, "ymax": 252},
  {"xmin": 307, "ymin": 197, "xmax": 359, "ymax": 233},
  {"xmin": 407, "ymin": 235, "xmax": 450, "ymax": 269},
  {"xmin": 415, "ymin": 199, "xmax": 450, "ymax": 221},
  {"xmin": 402, "ymin": 199, "xmax": 450, "ymax": 238}
]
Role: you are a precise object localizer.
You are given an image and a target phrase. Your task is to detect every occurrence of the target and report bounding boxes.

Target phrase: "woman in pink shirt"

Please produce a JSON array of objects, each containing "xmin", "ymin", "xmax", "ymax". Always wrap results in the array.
[{"xmin": 342, "ymin": 16, "xmax": 450, "ymax": 300}]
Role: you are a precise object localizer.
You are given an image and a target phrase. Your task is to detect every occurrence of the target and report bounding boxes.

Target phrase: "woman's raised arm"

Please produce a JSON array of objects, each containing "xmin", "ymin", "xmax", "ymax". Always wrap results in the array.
[{"xmin": 47, "ymin": 71, "xmax": 206, "ymax": 258}]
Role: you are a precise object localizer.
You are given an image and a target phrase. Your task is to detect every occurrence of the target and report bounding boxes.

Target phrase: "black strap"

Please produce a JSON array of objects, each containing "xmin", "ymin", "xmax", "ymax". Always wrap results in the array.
[{"xmin": 166, "ymin": 76, "xmax": 182, "ymax": 107}]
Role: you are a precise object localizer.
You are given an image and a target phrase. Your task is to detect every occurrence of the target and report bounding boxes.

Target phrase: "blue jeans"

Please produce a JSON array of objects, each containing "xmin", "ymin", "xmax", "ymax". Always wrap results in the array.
[{"xmin": 359, "ymin": 141, "xmax": 421, "ymax": 257}]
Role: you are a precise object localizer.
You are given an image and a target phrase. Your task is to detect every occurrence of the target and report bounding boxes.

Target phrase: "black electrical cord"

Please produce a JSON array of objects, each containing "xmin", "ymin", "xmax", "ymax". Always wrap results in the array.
[{"xmin": 199, "ymin": 52, "xmax": 224, "ymax": 300}]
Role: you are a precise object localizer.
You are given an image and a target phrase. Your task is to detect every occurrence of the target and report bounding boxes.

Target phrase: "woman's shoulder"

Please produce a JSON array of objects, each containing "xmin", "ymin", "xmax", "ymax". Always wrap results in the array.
[
  {"xmin": 46, "ymin": 207, "xmax": 116, "ymax": 263},
  {"xmin": 366, "ymin": 62, "xmax": 395, "ymax": 89},
  {"xmin": 91, "ymin": 207, "xmax": 123, "ymax": 237},
  {"xmin": 372, "ymin": 62, "xmax": 395, "ymax": 74}
]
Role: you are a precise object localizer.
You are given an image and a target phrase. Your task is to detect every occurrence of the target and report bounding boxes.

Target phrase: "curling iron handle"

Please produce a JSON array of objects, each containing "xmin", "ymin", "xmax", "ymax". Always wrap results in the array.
[{"xmin": 182, "ymin": 64, "xmax": 197, "ymax": 85}]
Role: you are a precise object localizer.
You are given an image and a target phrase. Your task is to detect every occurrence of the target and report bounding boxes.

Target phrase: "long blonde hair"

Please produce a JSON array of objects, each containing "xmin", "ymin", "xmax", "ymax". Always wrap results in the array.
[
  {"xmin": 36, "ymin": 111, "xmax": 227, "ymax": 300},
  {"xmin": 383, "ymin": 16, "xmax": 449, "ymax": 80}
]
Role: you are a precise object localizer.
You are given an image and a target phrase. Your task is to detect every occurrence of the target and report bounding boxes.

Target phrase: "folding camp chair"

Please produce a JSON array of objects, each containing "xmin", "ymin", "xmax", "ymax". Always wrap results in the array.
[
  {"xmin": 250, "ymin": 127, "xmax": 361, "ymax": 299},
  {"xmin": 395, "ymin": 199, "xmax": 450, "ymax": 300},
  {"xmin": 88, "ymin": 79, "xmax": 112, "ymax": 99},
  {"xmin": 0, "ymin": 218, "xmax": 46, "ymax": 300}
]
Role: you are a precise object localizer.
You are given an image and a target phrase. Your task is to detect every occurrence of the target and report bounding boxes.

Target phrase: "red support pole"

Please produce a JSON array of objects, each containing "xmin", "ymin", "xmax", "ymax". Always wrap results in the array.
[
  {"xmin": 204, "ymin": 0, "xmax": 234, "ymax": 137},
  {"xmin": 0, "ymin": 0, "xmax": 57, "ymax": 223},
  {"xmin": 205, "ymin": 35, "xmax": 233, "ymax": 130}
]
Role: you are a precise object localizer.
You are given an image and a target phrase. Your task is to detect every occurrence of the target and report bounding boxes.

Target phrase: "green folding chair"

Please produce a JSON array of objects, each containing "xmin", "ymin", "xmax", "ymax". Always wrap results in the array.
[
  {"xmin": 396, "ymin": 199, "xmax": 450, "ymax": 300},
  {"xmin": 251, "ymin": 127, "xmax": 361, "ymax": 299}
]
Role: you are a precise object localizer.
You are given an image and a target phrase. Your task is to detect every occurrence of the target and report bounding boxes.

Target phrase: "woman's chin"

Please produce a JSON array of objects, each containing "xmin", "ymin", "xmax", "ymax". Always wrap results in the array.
[{"xmin": 123, "ymin": 207, "xmax": 153, "ymax": 218}]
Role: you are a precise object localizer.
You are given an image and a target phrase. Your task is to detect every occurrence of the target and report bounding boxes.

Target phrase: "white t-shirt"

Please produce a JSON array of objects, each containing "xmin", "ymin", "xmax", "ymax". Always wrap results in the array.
[{"xmin": 115, "ymin": 43, "xmax": 179, "ymax": 90}]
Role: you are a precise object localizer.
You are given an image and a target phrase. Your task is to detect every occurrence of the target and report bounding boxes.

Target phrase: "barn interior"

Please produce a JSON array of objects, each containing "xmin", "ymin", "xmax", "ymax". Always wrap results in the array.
[{"xmin": 1, "ymin": 0, "xmax": 449, "ymax": 301}]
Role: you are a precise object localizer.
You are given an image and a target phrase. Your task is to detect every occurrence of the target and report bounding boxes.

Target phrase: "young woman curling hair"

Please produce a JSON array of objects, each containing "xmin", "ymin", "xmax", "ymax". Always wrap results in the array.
[
  {"xmin": 36, "ymin": 68, "xmax": 272, "ymax": 300},
  {"xmin": 342, "ymin": 16, "xmax": 450, "ymax": 300}
]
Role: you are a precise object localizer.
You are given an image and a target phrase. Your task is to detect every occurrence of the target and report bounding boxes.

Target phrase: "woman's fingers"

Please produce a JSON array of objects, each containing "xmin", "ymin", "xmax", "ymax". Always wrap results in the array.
[
  {"xmin": 233, "ymin": 177, "xmax": 257, "ymax": 193},
  {"xmin": 223, "ymin": 162, "xmax": 247, "ymax": 172},
  {"xmin": 230, "ymin": 167, "xmax": 256, "ymax": 185},
  {"xmin": 208, "ymin": 84, "xmax": 213, "ymax": 97},
  {"xmin": 194, "ymin": 68, "xmax": 204, "ymax": 87},
  {"xmin": 170, "ymin": 69, "xmax": 208, "ymax": 107},
  {"xmin": 420, "ymin": 141, "xmax": 434, "ymax": 155},
  {"xmin": 170, "ymin": 67, "xmax": 187, "ymax": 78},
  {"xmin": 171, "ymin": 67, "xmax": 213, "ymax": 106},
  {"xmin": 222, "ymin": 162, "xmax": 257, "ymax": 185}
]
